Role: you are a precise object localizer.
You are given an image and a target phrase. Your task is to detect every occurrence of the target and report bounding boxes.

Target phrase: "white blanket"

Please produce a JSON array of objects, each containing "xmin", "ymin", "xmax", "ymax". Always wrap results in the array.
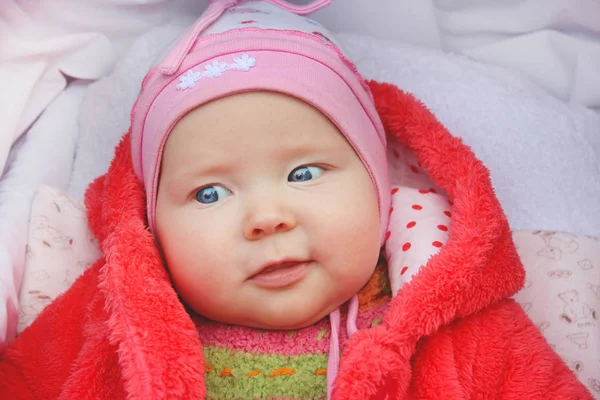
[
  {"xmin": 0, "ymin": 2, "xmax": 113, "ymax": 176},
  {"xmin": 0, "ymin": 82, "xmax": 86, "ymax": 345}
]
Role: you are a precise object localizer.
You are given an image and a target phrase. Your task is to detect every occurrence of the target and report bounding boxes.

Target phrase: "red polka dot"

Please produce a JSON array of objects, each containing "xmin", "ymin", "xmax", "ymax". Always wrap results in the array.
[
  {"xmin": 447, "ymin": 199, "xmax": 453, "ymax": 205},
  {"xmin": 240, "ymin": 20, "xmax": 256, "ymax": 24},
  {"xmin": 406, "ymin": 221, "xmax": 416, "ymax": 229},
  {"xmin": 412, "ymin": 204, "xmax": 423, "ymax": 210},
  {"xmin": 401, "ymin": 266, "xmax": 409, "ymax": 275},
  {"xmin": 437, "ymin": 225, "xmax": 448, "ymax": 232},
  {"xmin": 429, "ymin": 188, "xmax": 437, "ymax": 194},
  {"xmin": 402, "ymin": 242, "xmax": 412, "ymax": 252},
  {"xmin": 389, "ymin": 207, "xmax": 394, "ymax": 216},
  {"xmin": 444, "ymin": 211, "xmax": 452, "ymax": 217},
  {"xmin": 410, "ymin": 165, "xmax": 419, "ymax": 174},
  {"xmin": 418, "ymin": 189, "xmax": 429, "ymax": 194},
  {"xmin": 391, "ymin": 188, "xmax": 399, "ymax": 195},
  {"xmin": 392, "ymin": 149, "xmax": 400, "ymax": 158},
  {"xmin": 385, "ymin": 231, "xmax": 391, "ymax": 241},
  {"xmin": 432, "ymin": 241, "xmax": 443, "ymax": 248}
]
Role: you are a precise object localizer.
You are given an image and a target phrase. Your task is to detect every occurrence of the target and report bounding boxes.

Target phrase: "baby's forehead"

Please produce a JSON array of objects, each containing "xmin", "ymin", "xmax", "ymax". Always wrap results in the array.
[{"xmin": 169, "ymin": 92, "xmax": 345, "ymax": 147}]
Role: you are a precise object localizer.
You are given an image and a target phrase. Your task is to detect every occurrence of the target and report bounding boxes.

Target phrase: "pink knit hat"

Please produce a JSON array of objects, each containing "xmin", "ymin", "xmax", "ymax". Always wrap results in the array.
[{"xmin": 130, "ymin": 0, "xmax": 390, "ymax": 243}]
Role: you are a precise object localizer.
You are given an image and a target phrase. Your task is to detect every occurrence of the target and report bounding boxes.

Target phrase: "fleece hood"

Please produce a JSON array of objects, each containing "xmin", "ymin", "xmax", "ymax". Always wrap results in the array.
[{"xmin": 83, "ymin": 80, "xmax": 525, "ymax": 399}]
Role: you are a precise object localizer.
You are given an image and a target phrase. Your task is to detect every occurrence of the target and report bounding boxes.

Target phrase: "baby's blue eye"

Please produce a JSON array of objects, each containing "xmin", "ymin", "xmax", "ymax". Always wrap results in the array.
[
  {"xmin": 288, "ymin": 166, "xmax": 324, "ymax": 182},
  {"xmin": 195, "ymin": 185, "xmax": 231, "ymax": 204}
]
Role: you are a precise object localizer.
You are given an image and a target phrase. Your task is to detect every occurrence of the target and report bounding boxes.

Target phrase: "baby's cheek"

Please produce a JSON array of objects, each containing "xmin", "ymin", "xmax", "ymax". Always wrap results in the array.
[
  {"xmin": 170, "ymin": 260, "xmax": 231, "ymax": 317},
  {"xmin": 331, "ymin": 212, "xmax": 380, "ymax": 260},
  {"xmin": 326, "ymin": 209, "xmax": 380, "ymax": 288},
  {"xmin": 158, "ymin": 217, "xmax": 228, "ymax": 296}
]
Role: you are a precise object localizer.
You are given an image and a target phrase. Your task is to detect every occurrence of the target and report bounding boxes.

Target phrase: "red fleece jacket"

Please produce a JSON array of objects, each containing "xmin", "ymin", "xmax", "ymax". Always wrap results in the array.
[{"xmin": 0, "ymin": 82, "xmax": 593, "ymax": 399}]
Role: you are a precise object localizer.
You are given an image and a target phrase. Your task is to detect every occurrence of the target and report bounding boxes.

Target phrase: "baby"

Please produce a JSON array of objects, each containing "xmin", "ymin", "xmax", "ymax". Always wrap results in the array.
[
  {"xmin": 0, "ymin": 0, "xmax": 593, "ymax": 399},
  {"xmin": 135, "ymin": 3, "xmax": 390, "ymax": 395}
]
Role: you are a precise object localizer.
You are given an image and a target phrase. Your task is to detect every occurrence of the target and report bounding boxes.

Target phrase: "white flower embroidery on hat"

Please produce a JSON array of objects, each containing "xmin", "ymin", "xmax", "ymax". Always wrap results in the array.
[
  {"xmin": 203, "ymin": 60, "xmax": 228, "ymax": 78},
  {"xmin": 233, "ymin": 54, "xmax": 256, "ymax": 71},
  {"xmin": 176, "ymin": 70, "xmax": 202, "ymax": 90},
  {"xmin": 175, "ymin": 53, "xmax": 256, "ymax": 90}
]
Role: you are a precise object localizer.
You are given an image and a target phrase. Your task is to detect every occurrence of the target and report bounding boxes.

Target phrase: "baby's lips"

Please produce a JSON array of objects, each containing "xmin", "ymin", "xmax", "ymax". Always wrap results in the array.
[{"xmin": 332, "ymin": 326, "xmax": 413, "ymax": 400}]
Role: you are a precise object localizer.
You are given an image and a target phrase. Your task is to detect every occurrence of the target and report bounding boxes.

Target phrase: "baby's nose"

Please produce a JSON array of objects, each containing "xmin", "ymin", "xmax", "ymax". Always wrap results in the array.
[{"xmin": 243, "ymin": 203, "xmax": 297, "ymax": 240}]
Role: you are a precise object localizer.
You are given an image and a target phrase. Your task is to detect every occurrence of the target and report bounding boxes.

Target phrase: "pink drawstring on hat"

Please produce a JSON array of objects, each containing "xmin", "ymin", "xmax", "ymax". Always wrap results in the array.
[{"xmin": 327, "ymin": 295, "xmax": 359, "ymax": 399}]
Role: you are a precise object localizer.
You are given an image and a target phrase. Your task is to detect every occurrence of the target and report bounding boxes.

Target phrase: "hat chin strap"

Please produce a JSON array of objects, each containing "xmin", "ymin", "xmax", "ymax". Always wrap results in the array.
[
  {"xmin": 158, "ymin": 0, "xmax": 331, "ymax": 76},
  {"xmin": 327, "ymin": 294, "xmax": 359, "ymax": 399}
]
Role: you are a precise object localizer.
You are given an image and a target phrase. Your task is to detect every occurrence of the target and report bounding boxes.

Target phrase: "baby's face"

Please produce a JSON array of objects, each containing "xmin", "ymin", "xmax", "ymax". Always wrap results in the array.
[{"xmin": 155, "ymin": 92, "xmax": 380, "ymax": 330}]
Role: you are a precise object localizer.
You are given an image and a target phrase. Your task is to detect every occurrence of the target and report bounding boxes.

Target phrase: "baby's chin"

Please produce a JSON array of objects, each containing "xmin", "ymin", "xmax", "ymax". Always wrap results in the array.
[
  {"xmin": 210, "ymin": 298, "xmax": 345, "ymax": 331},
  {"xmin": 244, "ymin": 307, "xmax": 333, "ymax": 331}
]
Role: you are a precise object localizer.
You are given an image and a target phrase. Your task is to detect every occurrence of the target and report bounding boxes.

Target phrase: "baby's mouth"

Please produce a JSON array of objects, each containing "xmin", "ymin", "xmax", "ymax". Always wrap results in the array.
[{"xmin": 249, "ymin": 260, "xmax": 312, "ymax": 289}]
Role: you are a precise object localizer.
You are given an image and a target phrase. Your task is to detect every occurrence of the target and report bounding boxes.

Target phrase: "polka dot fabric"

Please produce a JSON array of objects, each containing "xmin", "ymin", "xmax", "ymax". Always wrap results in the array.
[{"xmin": 385, "ymin": 137, "xmax": 452, "ymax": 295}]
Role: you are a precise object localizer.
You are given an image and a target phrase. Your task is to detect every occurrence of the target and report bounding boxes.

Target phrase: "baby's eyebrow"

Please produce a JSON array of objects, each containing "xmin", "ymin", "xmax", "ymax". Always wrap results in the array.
[
  {"xmin": 274, "ymin": 143, "xmax": 336, "ymax": 160},
  {"xmin": 195, "ymin": 161, "xmax": 236, "ymax": 176},
  {"xmin": 165, "ymin": 162, "xmax": 235, "ymax": 191}
]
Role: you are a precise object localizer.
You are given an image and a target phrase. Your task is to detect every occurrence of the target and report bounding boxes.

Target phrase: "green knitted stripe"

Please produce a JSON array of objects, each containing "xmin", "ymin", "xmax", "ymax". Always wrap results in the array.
[{"xmin": 204, "ymin": 346, "xmax": 328, "ymax": 399}]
